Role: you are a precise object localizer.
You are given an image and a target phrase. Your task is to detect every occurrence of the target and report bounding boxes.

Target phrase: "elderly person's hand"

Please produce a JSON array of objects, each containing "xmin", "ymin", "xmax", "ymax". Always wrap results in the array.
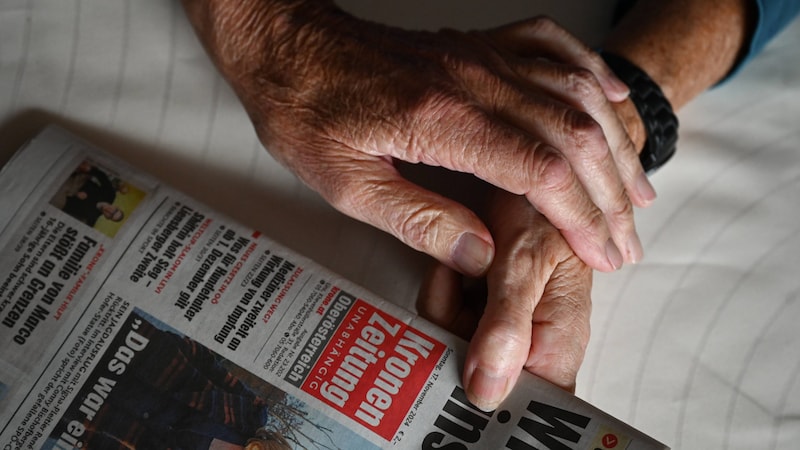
[
  {"xmin": 182, "ymin": 0, "xmax": 656, "ymax": 276},
  {"xmin": 414, "ymin": 0, "xmax": 768, "ymax": 412},
  {"xmin": 417, "ymin": 189, "xmax": 591, "ymax": 411}
]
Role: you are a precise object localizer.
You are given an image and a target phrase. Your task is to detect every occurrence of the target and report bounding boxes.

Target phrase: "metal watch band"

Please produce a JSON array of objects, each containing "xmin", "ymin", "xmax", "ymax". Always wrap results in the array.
[{"xmin": 601, "ymin": 51, "xmax": 679, "ymax": 174}]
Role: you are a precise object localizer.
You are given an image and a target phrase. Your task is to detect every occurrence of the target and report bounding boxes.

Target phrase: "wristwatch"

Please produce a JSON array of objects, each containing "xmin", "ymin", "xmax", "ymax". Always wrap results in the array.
[{"xmin": 601, "ymin": 51, "xmax": 679, "ymax": 174}]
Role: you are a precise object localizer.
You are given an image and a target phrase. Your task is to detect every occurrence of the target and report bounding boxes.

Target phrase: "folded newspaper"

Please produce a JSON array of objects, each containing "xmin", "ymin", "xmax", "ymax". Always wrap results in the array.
[{"xmin": 0, "ymin": 127, "xmax": 668, "ymax": 449}]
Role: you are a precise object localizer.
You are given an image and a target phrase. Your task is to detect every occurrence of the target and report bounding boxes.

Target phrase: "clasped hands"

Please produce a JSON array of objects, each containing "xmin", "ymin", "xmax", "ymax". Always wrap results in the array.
[{"xmin": 183, "ymin": 0, "xmax": 650, "ymax": 411}]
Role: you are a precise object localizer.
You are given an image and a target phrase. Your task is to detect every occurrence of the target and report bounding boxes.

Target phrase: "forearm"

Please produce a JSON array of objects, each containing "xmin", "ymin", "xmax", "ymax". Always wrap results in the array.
[
  {"xmin": 604, "ymin": 0, "xmax": 755, "ymax": 111},
  {"xmin": 600, "ymin": 0, "xmax": 755, "ymax": 155}
]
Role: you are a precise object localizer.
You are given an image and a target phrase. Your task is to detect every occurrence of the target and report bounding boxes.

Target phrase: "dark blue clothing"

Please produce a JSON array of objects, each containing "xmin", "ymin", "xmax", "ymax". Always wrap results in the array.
[
  {"xmin": 613, "ymin": 0, "xmax": 800, "ymax": 80},
  {"xmin": 750, "ymin": 0, "xmax": 800, "ymax": 59},
  {"xmin": 733, "ymin": 0, "xmax": 800, "ymax": 76}
]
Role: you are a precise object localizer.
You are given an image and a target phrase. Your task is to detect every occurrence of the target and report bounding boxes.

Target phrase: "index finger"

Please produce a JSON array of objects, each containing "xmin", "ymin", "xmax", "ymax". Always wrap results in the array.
[
  {"xmin": 394, "ymin": 96, "xmax": 621, "ymax": 272},
  {"xmin": 484, "ymin": 16, "xmax": 630, "ymax": 102}
]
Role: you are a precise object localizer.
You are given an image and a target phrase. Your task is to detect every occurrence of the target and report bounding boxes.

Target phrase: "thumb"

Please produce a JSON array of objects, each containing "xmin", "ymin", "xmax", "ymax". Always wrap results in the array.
[
  {"xmin": 321, "ymin": 160, "xmax": 496, "ymax": 276},
  {"xmin": 462, "ymin": 290, "xmax": 536, "ymax": 411}
]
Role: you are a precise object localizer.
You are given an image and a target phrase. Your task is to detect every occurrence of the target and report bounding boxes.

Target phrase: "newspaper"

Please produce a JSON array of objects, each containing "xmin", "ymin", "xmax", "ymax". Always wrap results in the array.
[{"xmin": 0, "ymin": 126, "xmax": 668, "ymax": 449}]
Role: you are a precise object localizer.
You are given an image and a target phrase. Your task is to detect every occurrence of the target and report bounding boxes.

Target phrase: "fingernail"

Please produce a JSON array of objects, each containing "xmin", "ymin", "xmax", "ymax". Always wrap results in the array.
[
  {"xmin": 603, "ymin": 76, "xmax": 630, "ymax": 102},
  {"xmin": 453, "ymin": 233, "xmax": 493, "ymax": 276},
  {"xmin": 466, "ymin": 367, "xmax": 509, "ymax": 412},
  {"xmin": 636, "ymin": 171, "xmax": 657, "ymax": 206},
  {"xmin": 612, "ymin": 77, "xmax": 630, "ymax": 100},
  {"xmin": 627, "ymin": 232, "xmax": 644, "ymax": 264},
  {"xmin": 606, "ymin": 238, "xmax": 623, "ymax": 271}
]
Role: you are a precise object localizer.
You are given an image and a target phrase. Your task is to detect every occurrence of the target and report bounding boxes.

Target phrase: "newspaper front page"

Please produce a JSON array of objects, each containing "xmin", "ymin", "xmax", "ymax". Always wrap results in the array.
[{"xmin": 0, "ymin": 127, "xmax": 669, "ymax": 449}]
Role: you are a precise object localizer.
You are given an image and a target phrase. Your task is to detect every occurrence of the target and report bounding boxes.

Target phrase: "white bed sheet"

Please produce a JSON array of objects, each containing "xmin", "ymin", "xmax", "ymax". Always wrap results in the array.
[{"xmin": 1, "ymin": 1, "xmax": 799, "ymax": 448}]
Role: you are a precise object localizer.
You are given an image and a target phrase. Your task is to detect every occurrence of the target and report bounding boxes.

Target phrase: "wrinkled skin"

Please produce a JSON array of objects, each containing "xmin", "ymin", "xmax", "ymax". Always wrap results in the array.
[
  {"xmin": 181, "ymin": 0, "xmax": 756, "ymax": 414},
  {"xmin": 418, "ymin": 190, "xmax": 591, "ymax": 410},
  {"xmin": 182, "ymin": 0, "xmax": 655, "ymax": 277}
]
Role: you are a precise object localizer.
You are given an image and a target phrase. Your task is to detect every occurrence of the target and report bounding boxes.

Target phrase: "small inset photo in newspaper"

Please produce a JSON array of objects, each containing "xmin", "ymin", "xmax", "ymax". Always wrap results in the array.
[{"xmin": 49, "ymin": 159, "xmax": 145, "ymax": 238}]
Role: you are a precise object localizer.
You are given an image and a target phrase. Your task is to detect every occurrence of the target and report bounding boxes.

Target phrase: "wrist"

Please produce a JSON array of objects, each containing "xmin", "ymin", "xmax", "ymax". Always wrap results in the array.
[
  {"xmin": 602, "ymin": 0, "xmax": 753, "ymax": 110},
  {"xmin": 185, "ymin": 0, "xmax": 342, "ymax": 79},
  {"xmin": 183, "ymin": 0, "xmax": 357, "ymax": 144}
]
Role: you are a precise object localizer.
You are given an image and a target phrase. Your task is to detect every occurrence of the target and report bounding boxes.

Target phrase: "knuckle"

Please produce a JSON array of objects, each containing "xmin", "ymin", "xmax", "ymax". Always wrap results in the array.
[
  {"xmin": 481, "ymin": 314, "xmax": 531, "ymax": 362},
  {"xmin": 319, "ymin": 168, "xmax": 392, "ymax": 224},
  {"xmin": 565, "ymin": 68, "xmax": 603, "ymax": 103},
  {"xmin": 437, "ymin": 36, "xmax": 510, "ymax": 99},
  {"xmin": 395, "ymin": 204, "xmax": 446, "ymax": 252},
  {"xmin": 578, "ymin": 205, "xmax": 605, "ymax": 232},
  {"xmin": 412, "ymin": 89, "xmax": 506, "ymax": 170},
  {"xmin": 607, "ymin": 191, "xmax": 634, "ymax": 221},
  {"xmin": 554, "ymin": 196, "xmax": 606, "ymax": 233},
  {"xmin": 584, "ymin": 50, "xmax": 607, "ymax": 72},
  {"xmin": 561, "ymin": 109, "xmax": 608, "ymax": 159},
  {"xmin": 529, "ymin": 147, "xmax": 573, "ymax": 193},
  {"xmin": 440, "ymin": 46, "xmax": 495, "ymax": 82},
  {"xmin": 528, "ymin": 15, "xmax": 561, "ymax": 34}
]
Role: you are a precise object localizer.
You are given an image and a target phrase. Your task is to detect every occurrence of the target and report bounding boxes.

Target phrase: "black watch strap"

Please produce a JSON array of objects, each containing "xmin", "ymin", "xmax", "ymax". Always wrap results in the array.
[{"xmin": 601, "ymin": 51, "xmax": 679, "ymax": 174}]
